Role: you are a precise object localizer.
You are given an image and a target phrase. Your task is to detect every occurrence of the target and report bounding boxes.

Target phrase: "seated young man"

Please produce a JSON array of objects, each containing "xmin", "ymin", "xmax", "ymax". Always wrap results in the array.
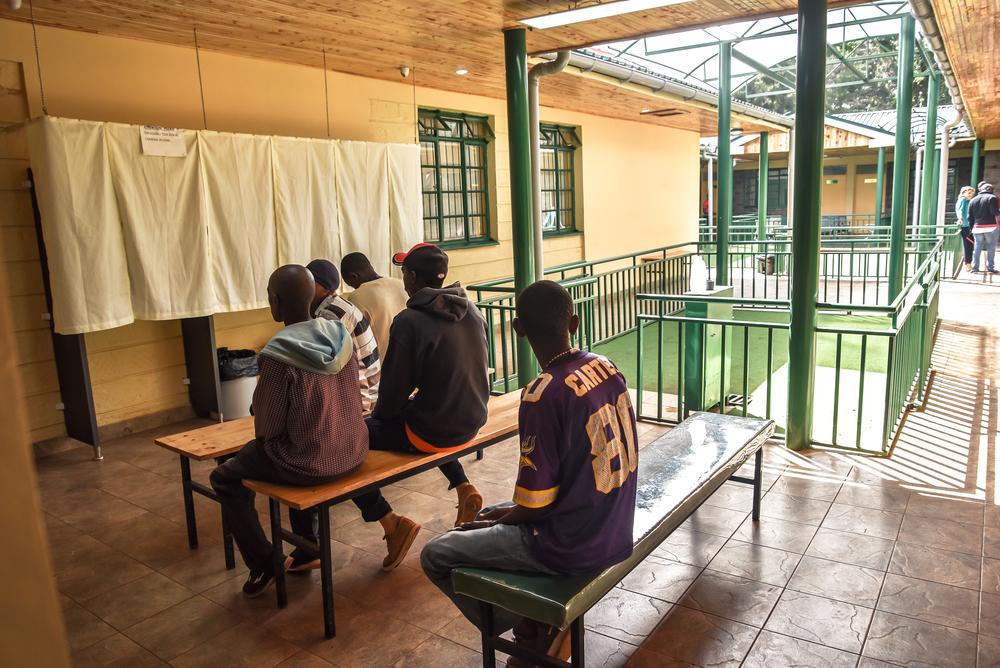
[
  {"xmin": 306, "ymin": 258, "xmax": 380, "ymax": 413},
  {"xmin": 420, "ymin": 280, "xmax": 639, "ymax": 664},
  {"xmin": 340, "ymin": 251, "xmax": 409, "ymax": 356},
  {"xmin": 210, "ymin": 265, "xmax": 369, "ymax": 595},
  {"xmin": 351, "ymin": 243, "xmax": 490, "ymax": 571}
]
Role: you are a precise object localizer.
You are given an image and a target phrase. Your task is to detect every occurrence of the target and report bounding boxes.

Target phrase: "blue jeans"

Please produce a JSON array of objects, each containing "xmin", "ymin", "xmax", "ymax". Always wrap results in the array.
[
  {"xmin": 420, "ymin": 503, "xmax": 557, "ymax": 633},
  {"xmin": 973, "ymin": 228, "xmax": 999, "ymax": 272}
]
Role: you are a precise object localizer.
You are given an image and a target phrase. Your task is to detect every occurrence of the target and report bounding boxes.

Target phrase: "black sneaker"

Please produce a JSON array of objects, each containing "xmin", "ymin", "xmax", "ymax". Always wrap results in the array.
[{"xmin": 242, "ymin": 569, "xmax": 274, "ymax": 597}]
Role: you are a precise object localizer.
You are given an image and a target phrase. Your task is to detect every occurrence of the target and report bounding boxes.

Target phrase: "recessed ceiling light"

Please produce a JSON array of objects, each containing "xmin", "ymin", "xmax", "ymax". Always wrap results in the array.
[
  {"xmin": 521, "ymin": 0, "xmax": 694, "ymax": 30},
  {"xmin": 455, "ymin": 68, "xmax": 469, "ymax": 75}
]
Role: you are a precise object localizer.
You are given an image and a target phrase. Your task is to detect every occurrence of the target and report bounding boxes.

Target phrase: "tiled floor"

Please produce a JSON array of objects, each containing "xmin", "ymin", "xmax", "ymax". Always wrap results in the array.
[{"xmin": 37, "ymin": 274, "xmax": 1000, "ymax": 667}]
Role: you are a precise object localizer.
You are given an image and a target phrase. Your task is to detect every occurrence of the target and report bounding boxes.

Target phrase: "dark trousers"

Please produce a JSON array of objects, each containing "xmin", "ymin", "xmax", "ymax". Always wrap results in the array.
[
  {"xmin": 352, "ymin": 416, "xmax": 470, "ymax": 522},
  {"xmin": 209, "ymin": 439, "xmax": 380, "ymax": 572},
  {"xmin": 962, "ymin": 226, "xmax": 975, "ymax": 264}
]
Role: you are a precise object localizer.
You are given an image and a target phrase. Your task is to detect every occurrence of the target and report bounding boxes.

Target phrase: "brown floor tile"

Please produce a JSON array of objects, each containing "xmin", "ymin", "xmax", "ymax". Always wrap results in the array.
[
  {"xmin": 788, "ymin": 555, "xmax": 885, "ymax": 607},
  {"xmin": 641, "ymin": 605, "xmax": 757, "ymax": 667},
  {"xmin": 394, "ymin": 635, "xmax": 481, "ymax": 668},
  {"xmin": 99, "ymin": 512, "xmax": 206, "ymax": 570},
  {"xmin": 834, "ymin": 481, "xmax": 911, "ymax": 513},
  {"xmin": 981, "ymin": 591, "xmax": 1000, "ymax": 638},
  {"xmin": 42, "ymin": 486, "xmax": 150, "ymax": 532},
  {"xmin": 896, "ymin": 514, "xmax": 982, "ymax": 556},
  {"xmin": 863, "ymin": 610, "xmax": 977, "ymax": 666},
  {"xmin": 585, "ymin": 587, "xmax": 672, "ymax": 645},
  {"xmin": 742, "ymin": 630, "xmax": 858, "ymax": 668},
  {"xmin": 905, "ymin": 494, "xmax": 985, "ymax": 525},
  {"xmin": 733, "ymin": 515, "xmax": 818, "ymax": 553},
  {"xmin": 363, "ymin": 565, "xmax": 463, "ymax": 633},
  {"xmin": 201, "ymin": 572, "xmax": 296, "ymax": 626},
  {"xmin": 985, "ymin": 504, "xmax": 1000, "ymax": 528},
  {"xmin": 83, "ymin": 572, "xmax": 195, "ymax": 630},
  {"xmin": 680, "ymin": 504, "xmax": 749, "ymax": 538},
  {"xmin": 805, "ymin": 528, "xmax": 894, "ymax": 570},
  {"xmin": 579, "ymin": 631, "xmax": 638, "ymax": 668},
  {"xmin": 73, "ymin": 633, "xmax": 169, "ymax": 667},
  {"xmin": 983, "ymin": 557, "xmax": 1000, "ymax": 593},
  {"xmin": 985, "ymin": 526, "xmax": 1000, "ymax": 559},
  {"xmin": 677, "ymin": 570, "xmax": 781, "ymax": 626},
  {"xmin": 61, "ymin": 597, "xmax": 117, "ymax": 652},
  {"xmin": 273, "ymin": 651, "xmax": 335, "ymax": 667},
  {"xmin": 765, "ymin": 589, "xmax": 873, "ymax": 653},
  {"xmin": 650, "ymin": 528, "xmax": 727, "ymax": 567},
  {"xmin": 159, "ymin": 547, "xmax": 250, "ymax": 593},
  {"xmin": 55, "ymin": 539, "xmax": 154, "ymax": 602},
  {"xmin": 979, "ymin": 634, "xmax": 1000, "ymax": 667},
  {"xmin": 759, "ymin": 491, "xmax": 832, "ymax": 526},
  {"xmin": 706, "ymin": 540, "xmax": 800, "ymax": 587},
  {"xmin": 703, "ymin": 481, "xmax": 755, "ymax": 511},
  {"xmin": 820, "ymin": 503, "xmax": 902, "ymax": 541},
  {"xmin": 619, "ymin": 556, "xmax": 702, "ymax": 603},
  {"xmin": 122, "ymin": 595, "xmax": 242, "ymax": 661},
  {"xmin": 889, "ymin": 543, "xmax": 982, "ymax": 590},
  {"xmin": 877, "ymin": 573, "xmax": 979, "ymax": 633},
  {"xmin": 170, "ymin": 620, "xmax": 299, "ymax": 667},
  {"xmin": 769, "ymin": 474, "xmax": 843, "ymax": 502},
  {"xmin": 435, "ymin": 614, "xmax": 482, "ymax": 653}
]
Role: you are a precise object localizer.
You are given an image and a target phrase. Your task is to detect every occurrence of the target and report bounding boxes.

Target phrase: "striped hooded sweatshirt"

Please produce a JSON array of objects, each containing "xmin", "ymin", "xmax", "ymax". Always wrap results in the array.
[{"xmin": 255, "ymin": 318, "xmax": 368, "ymax": 479}]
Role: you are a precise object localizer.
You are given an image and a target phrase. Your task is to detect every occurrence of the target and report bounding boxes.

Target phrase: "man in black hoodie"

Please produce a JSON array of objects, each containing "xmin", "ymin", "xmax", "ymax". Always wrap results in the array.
[{"xmin": 351, "ymin": 243, "xmax": 490, "ymax": 571}]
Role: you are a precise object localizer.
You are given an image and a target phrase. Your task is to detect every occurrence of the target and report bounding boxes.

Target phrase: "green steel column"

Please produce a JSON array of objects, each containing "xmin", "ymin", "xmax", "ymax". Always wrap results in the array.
[
  {"xmin": 503, "ymin": 28, "xmax": 538, "ymax": 386},
  {"xmin": 874, "ymin": 146, "xmax": 886, "ymax": 225},
  {"xmin": 888, "ymin": 14, "xmax": 916, "ymax": 300},
  {"xmin": 757, "ymin": 132, "xmax": 769, "ymax": 242},
  {"xmin": 971, "ymin": 138, "xmax": 982, "ymax": 186},
  {"xmin": 918, "ymin": 72, "xmax": 940, "ymax": 235},
  {"xmin": 786, "ymin": 0, "xmax": 827, "ymax": 452},
  {"xmin": 716, "ymin": 41, "xmax": 733, "ymax": 285},
  {"xmin": 928, "ymin": 147, "xmax": 941, "ymax": 232}
]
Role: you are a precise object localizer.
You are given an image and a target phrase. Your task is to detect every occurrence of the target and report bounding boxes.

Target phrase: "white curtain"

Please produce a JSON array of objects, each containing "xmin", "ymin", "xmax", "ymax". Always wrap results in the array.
[
  {"xmin": 336, "ymin": 141, "xmax": 390, "ymax": 276},
  {"xmin": 106, "ymin": 123, "xmax": 217, "ymax": 321},
  {"xmin": 200, "ymin": 131, "xmax": 276, "ymax": 312},
  {"xmin": 387, "ymin": 143, "xmax": 424, "ymax": 260},
  {"xmin": 25, "ymin": 117, "xmax": 134, "ymax": 334},
  {"xmin": 271, "ymin": 136, "xmax": 340, "ymax": 266}
]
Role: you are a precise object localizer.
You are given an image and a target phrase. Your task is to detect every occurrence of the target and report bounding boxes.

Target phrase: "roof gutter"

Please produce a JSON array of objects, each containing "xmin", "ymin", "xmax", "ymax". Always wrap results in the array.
[
  {"xmin": 910, "ymin": 0, "xmax": 972, "ymax": 135},
  {"xmin": 538, "ymin": 51, "xmax": 793, "ymax": 131}
]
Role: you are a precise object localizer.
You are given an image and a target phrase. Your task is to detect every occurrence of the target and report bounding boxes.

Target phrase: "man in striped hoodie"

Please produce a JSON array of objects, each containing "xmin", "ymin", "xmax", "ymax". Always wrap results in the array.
[{"xmin": 969, "ymin": 182, "xmax": 1000, "ymax": 274}]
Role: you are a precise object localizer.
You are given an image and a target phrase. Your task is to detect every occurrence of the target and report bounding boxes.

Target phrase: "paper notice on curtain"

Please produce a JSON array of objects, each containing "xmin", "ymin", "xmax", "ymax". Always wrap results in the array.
[{"xmin": 139, "ymin": 126, "xmax": 187, "ymax": 157}]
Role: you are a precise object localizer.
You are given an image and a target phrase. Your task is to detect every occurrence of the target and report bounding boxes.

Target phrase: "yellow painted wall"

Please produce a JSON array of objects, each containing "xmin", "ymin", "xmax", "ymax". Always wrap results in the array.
[{"xmin": 0, "ymin": 19, "xmax": 699, "ymax": 441}]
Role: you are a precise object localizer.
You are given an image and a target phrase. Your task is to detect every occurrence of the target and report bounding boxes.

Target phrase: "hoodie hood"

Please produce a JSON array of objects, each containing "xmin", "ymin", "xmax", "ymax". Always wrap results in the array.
[
  {"xmin": 260, "ymin": 318, "xmax": 353, "ymax": 375},
  {"xmin": 407, "ymin": 282, "xmax": 471, "ymax": 322}
]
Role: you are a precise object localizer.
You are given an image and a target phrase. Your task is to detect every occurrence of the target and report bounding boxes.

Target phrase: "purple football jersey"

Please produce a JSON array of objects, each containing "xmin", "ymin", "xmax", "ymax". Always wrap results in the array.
[{"xmin": 514, "ymin": 350, "xmax": 638, "ymax": 574}]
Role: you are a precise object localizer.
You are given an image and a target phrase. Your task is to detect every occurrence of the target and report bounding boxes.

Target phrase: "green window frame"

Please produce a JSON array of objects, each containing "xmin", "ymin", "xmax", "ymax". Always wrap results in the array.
[
  {"xmin": 539, "ymin": 123, "xmax": 580, "ymax": 235},
  {"xmin": 418, "ymin": 109, "xmax": 494, "ymax": 248}
]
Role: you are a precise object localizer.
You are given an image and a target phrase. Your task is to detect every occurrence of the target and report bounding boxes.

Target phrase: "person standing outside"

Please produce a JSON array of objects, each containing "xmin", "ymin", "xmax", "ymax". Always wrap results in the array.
[
  {"xmin": 340, "ymin": 252, "xmax": 409, "ymax": 356},
  {"xmin": 955, "ymin": 185, "xmax": 976, "ymax": 271},
  {"xmin": 969, "ymin": 182, "xmax": 1000, "ymax": 274}
]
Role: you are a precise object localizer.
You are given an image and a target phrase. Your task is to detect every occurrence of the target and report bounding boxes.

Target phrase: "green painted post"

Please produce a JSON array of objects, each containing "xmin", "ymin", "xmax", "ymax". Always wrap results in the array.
[
  {"xmin": 888, "ymin": 14, "xmax": 916, "ymax": 300},
  {"xmin": 918, "ymin": 72, "xmax": 939, "ymax": 236},
  {"xmin": 928, "ymin": 147, "xmax": 941, "ymax": 238},
  {"xmin": 757, "ymin": 132, "xmax": 769, "ymax": 243},
  {"xmin": 716, "ymin": 41, "xmax": 733, "ymax": 285},
  {"xmin": 971, "ymin": 138, "xmax": 982, "ymax": 186},
  {"xmin": 503, "ymin": 28, "xmax": 538, "ymax": 386},
  {"xmin": 874, "ymin": 146, "xmax": 886, "ymax": 227},
  {"xmin": 786, "ymin": 0, "xmax": 827, "ymax": 452}
]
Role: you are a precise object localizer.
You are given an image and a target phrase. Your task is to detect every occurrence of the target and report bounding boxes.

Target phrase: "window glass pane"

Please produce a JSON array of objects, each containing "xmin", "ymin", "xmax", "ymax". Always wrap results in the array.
[
  {"xmin": 541, "ymin": 149, "xmax": 556, "ymax": 170},
  {"xmin": 422, "ymin": 167, "xmax": 437, "ymax": 192},
  {"xmin": 466, "ymin": 143, "xmax": 483, "ymax": 167},
  {"xmin": 543, "ymin": 211, "xmax": 558, "ymax": 230},
  {"xmin": 467, "ymin": 168, "xmax": 482, "ymax": 190}
]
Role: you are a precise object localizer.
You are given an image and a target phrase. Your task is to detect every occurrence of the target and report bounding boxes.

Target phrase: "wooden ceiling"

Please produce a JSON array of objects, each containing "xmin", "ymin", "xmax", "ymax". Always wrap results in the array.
[
  {"xmin": 931, "ymin": 0, "xmax": 1000, "ymax": 139},
  {"xmin": 0, "ymin": 1, "xmax": 848, "ymax": 133}
]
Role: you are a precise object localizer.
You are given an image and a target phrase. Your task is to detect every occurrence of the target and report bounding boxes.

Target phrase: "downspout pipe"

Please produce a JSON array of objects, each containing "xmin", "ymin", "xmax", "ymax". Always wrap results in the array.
[
  {"xmin": 529, "ymin": 51, "xmax": 570, "ymax": 280},
  {"xmin": 910, "ymin": 0, "xmax": 970, "ymax": 133},
  {"xmin": 912, "ymin": 145, "xmax": 923, "ymax": 234},
  {"xmin": 936, "ymin": 106, "xmax": 962, "ymax": 227}
]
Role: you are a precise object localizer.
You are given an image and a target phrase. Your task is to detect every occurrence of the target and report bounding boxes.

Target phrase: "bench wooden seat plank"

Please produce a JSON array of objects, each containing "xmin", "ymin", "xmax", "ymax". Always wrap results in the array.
[
  {"xmin": 154, "ymin": 417, "xmax": 254, "ymax": 460},
  {"xmin": 452, "ymin": 412, "xmax": 774, "ymax": 667},
  {"xmin": 244, "ymin": 391, "xmax": 521, "ymax": 509}
]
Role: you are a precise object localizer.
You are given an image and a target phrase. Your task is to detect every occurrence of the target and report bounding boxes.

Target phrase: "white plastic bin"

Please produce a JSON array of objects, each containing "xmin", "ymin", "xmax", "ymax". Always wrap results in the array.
[{"xmin": 220, "ymin": 376, "xmax": 257, "ymax": 420}]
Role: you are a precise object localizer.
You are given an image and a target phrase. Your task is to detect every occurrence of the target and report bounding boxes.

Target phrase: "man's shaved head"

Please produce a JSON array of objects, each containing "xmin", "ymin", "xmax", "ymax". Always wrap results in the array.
[
  {"xmin": 340, "ymin": 252, "xmax": 379, "ymax": 290},
  {"xmin": 267, "ymin": 264, "xmax": 315, "ymax": 325}
]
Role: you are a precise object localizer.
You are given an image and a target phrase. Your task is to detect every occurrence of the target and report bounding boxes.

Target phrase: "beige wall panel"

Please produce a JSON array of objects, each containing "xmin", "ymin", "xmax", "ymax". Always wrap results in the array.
[
  {"xmin": 18, "ymin": 359, "xmax": 58, "ymax": 396},
  {"xmin": 85, "ymin": 320, "xmax": 181, "ymax": 353},
  {"xmin": 3, "ymin": 260, "xmax": 43, "ymax": 297},
  {"xmin": 14, "ymin": 329, "xmax": 54, "ymax": 364},
  {"xmin": 0, "ymin": 191, "xmax": 32, "ymax": 226}
]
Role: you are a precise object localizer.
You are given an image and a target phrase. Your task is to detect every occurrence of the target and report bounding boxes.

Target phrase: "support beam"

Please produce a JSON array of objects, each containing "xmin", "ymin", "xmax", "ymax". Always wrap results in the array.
[
  {"xmin": 732, "ymin": 49, "xmax": 796, "ymax": 89},
  {"xmin": 827, "ymin": 44, "xmax": 867, "ymax": 81},
  {"xmin": 786, "ymin": 0, "xmax": 827, "ymax": 452},
  {"xmin": 716, "ymin": 41, "xmax": 733, "ymax": 285},
  {"xmin": 503, "ymin": 28, "xmax": 538, "ymax": 386},
  {"xmin": 918, "ymin": 72, "xmax": 939, "ymax": 235},
  {"xmin": 757, "ymin": 132, "xmax": 769, "ymax": 242},
  {"xmin": 971, "ymin": 138, "xmax": 982, "ymax": 186},
  {"xmin": 888, "ymin": 14, "xmax": 915, "ymax": 300},
  {"xmin": 181, "ymin": 317, "xmax": 222, "ymax": 419},
  {"xmin": 874, "ymin": 146, "xmax": 886, "ymax": 224},
  {"xmin": 928, "ymin": 148, "xmax": 941, "ymax": 237}
]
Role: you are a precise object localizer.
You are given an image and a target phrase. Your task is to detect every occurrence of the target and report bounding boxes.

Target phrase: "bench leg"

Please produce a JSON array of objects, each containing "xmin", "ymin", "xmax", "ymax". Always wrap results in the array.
[
  {"xmin": 752, "ymin": 448, "xmax": 763, "ymax": 521},
  {"xmin": 480, "ymin": 602, "xmax": 496, "ymax": 668},
  {"xmin": 179, "ymin": 456, "xmax": 198, "ymax": 549},
  {"xmin": 319, "ymin": 504, "xmax": 336, "ymax": 639},
  {"xmin": 269, "ymin": 499, "xmax": 287, "ymax": 609},
  {"xmin": 215, "ymin": 456, "xmax": 236, "ymax": 570},
  {"xmin": 570, "ymin": 615, "xmax": 586, "ymax": 668},
  {"xmin": 476, "ymin": 448, "xmax": 484, "ymax": 461}
]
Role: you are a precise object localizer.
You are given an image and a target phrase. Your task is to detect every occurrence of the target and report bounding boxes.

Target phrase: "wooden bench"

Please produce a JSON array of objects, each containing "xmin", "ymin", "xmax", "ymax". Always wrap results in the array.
[
  {"xmin": 452, "ymin": 412, "xmax": 775, "ymax": 668},
  {"xmin": 241, "ymin": 390, "xmax": 522, "ymax": 638}
]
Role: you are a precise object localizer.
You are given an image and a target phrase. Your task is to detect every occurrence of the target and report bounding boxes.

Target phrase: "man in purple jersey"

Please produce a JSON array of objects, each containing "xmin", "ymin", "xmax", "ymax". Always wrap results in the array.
[{"xmin": 420, "ymin": 280, "xmax": 638, "ymax": 665}]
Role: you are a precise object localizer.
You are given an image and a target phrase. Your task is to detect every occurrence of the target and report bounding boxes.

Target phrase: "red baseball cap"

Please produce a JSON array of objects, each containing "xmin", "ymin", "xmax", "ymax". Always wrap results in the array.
[
  {"xmin": 392, "ymin": 243, "xmax": 449, "ymax": 281},
  {"xmin": 392, "ymin": 242, "xmax": 439, "ymax": 266}
]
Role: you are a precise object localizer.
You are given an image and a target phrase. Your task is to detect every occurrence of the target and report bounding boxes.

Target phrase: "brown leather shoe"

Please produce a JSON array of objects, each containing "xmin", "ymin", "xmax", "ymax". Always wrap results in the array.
[
  {"xmin": 505, "ymin": 619, "xmax": 570, "ymax": 667},
  {"xmin": 382, "ymin": 516, "xmax": 420, "ymax": 571},
  {"xmin": 455, "ymin": 483, "xmax": 483, "ymax": 527}
]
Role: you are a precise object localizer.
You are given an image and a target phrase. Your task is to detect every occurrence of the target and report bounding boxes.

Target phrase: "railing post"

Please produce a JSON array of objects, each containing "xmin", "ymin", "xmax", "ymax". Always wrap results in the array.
[
  {"xmin": 918, "ymin": 71, "xmax": 939, "ymax": 237},
  {"xmin": 716, "ymin": 41, "xmax": 732, "ymax": 285},
  {"xmin": 874, "ymin": 146, "xmax": 886, "ymax": 225},
  {"xmin": 971, "ymin": 138, "xmax": 982, "ymax": 186},
  {"xmin": 786, "ymin": 0, "xmax": 827, "ymax": 452},
  {"xmin": 888, "ymin": 14, "xmax": 915, "ymax": 300},
  {"xmin": 757, "ymin": 131, "xmax": 769, "ymax": 246},
  {"xmin": 503, "ymin": 28, "xmax": 538, "ymax": 386}
]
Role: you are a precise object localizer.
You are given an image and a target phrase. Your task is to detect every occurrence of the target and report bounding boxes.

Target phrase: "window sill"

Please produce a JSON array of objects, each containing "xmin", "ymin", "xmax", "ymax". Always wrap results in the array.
[
  {"xmin": 437, "ymin": 238, "xmax": 500, "ymax": 252},
  {"xmin": 542, "ymin": 229, "xmax": 583, "ymax": 239}
]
